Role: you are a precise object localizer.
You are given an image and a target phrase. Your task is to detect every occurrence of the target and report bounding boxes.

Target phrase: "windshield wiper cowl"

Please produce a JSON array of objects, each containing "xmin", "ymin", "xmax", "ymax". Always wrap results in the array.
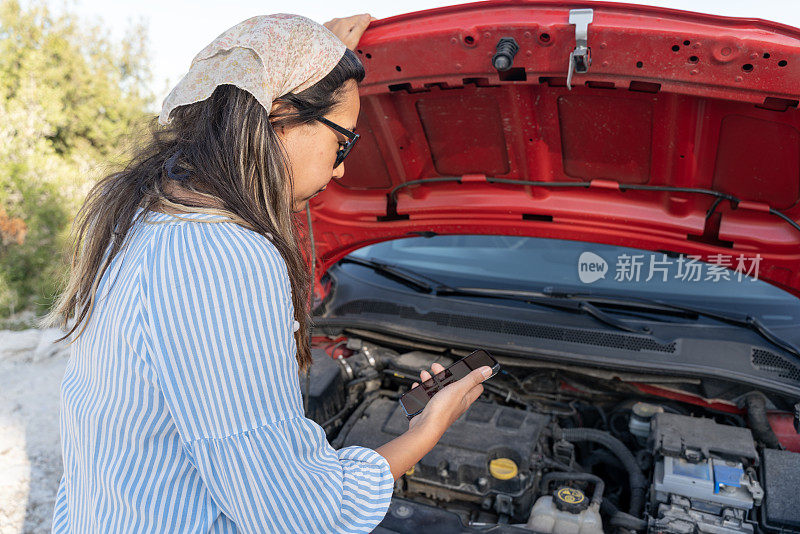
[{"xmin": 435, "ymin": 286, "xmax": 651, "ymax": 335}]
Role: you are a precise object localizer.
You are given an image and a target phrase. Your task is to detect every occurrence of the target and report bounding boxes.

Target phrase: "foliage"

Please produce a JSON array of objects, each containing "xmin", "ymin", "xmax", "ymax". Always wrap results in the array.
[{"xmin": 0, "ymin": 0, "xmax": 153, "ymax": 317}]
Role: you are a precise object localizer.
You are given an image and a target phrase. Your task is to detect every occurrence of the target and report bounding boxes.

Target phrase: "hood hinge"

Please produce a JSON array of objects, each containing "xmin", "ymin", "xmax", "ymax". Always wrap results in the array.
[{"xmin": 567, "ymin": 8, "xmax": 594, "ymax": 90}]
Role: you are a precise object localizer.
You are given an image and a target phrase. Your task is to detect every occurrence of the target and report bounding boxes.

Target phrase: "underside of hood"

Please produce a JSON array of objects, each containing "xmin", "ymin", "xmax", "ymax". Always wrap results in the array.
[{"xmin": 303, "ymin": 0, "xmax": 800, "ymax": 298}]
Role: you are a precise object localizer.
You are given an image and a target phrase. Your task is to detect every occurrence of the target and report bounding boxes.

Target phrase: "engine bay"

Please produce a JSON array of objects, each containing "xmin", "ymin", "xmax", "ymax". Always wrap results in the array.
[{"xmin": 304, "ymin": 337, "xmax": 800, "ymax": 533}]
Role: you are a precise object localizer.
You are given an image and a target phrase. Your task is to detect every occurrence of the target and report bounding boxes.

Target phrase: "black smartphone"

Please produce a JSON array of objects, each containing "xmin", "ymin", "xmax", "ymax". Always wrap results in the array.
[{"xmin": 399, "ymin": 349, "xmax": 500, "ymax": 419}]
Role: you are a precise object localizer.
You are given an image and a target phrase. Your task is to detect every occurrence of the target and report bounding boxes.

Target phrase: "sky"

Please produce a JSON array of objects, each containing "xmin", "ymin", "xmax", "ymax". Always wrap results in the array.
[{"xmin": 53, "ymin": 0, "xmax": 800, "ymax": 112}]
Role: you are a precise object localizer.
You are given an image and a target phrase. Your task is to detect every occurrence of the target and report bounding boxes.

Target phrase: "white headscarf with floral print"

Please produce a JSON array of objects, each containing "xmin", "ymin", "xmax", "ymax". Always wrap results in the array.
[{"xmin": 158, "ymin": 14, "xmax": 346, "ymax": 125}]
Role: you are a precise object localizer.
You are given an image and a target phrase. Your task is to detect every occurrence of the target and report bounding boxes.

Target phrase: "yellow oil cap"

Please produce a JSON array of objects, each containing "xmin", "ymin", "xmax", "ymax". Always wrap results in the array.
[
  {"xmin": 405, "ymin": 465, "xmax": 415, "ymax": 476},
  {"xmin": 488, "ymin": 458, "xmax": 518, "ymax": 480}
]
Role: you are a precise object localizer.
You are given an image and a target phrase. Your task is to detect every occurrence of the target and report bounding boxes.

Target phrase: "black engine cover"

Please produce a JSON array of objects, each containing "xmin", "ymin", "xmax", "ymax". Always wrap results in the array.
[
  {"xmin": 340, "ymin": 397, "xmax": 550, "ymax": 499},
  {"xmin": 762, "ymin": 448, "xmax": 800, "ymax": 530}
]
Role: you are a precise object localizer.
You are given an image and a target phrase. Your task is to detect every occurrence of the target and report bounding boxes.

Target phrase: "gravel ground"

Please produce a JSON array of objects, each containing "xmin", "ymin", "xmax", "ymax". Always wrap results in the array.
[{"xmin": 0, "ymin": 328, "xmax": 71, "ymax": 534}]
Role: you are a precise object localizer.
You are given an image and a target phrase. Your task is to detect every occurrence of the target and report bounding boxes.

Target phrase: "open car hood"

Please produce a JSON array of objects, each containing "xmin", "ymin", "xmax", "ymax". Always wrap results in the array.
[{"xmin": 303, "ymin": 0, "xmax": 800, "ymax": 299}]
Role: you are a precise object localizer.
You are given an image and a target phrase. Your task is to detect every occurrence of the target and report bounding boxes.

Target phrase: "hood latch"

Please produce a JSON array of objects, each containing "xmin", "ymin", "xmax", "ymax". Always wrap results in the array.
[{"xmin": 567, "ymin": 8, "xmax": 594, "ymax": 90}]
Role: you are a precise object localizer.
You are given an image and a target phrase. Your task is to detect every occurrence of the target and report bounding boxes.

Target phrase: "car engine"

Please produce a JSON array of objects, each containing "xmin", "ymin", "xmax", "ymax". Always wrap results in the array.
[
  {"xmin": 304, "ymin": 341, "xmax": 800, "ymax": 534},
  {"xmin": 341, "ymin": 396, "xmax": 550, "ymax": 521}
]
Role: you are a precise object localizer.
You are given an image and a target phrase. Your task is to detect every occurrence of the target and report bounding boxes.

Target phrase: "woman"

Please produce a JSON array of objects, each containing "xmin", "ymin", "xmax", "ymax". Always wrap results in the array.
[{"xmin": 44, "ymin": 13, "xmax": 491, "ymax": 533}]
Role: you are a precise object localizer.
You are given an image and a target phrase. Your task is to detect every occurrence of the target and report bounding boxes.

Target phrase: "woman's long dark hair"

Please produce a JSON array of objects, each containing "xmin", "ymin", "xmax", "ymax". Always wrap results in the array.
[{"xmin": 41, "ymin": 48, "xmax": 365, "ymax": 372}]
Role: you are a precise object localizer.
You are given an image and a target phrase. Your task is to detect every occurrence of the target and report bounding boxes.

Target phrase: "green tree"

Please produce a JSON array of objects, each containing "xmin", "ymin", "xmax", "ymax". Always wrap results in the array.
[{"xmin": 0, "ymin": 0, "xmax": 153, "ymax": 318}]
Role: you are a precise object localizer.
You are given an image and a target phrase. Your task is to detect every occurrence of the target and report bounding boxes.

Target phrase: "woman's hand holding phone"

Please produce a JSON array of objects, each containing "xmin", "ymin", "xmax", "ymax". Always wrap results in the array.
[
  {"xmin": 407, "ymin": 362, "xmax": 493, "ymax": 437},
  {"xmin": 374, "ymin": 362, "xmax": 492, "ymax": 480}
]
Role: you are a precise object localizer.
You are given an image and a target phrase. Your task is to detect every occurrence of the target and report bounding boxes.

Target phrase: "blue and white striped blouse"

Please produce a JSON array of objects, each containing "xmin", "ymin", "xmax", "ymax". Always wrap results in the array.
[{"xmin": 52, "ymin": 207, "xmax": 394, "ymax": 533}]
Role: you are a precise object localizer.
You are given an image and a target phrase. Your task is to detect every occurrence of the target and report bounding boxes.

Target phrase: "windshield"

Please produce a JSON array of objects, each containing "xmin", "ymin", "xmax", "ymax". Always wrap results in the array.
[{"xmin": 346, "ymin": 235, "xmax": 800, "ymax": 323}]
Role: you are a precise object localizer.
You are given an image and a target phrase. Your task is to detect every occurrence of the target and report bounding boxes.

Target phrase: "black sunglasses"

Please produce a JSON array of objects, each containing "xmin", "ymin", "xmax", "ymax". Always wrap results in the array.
[{"xmin": 316, "ymin": 116, "xmax": 360, "ymax": 169}]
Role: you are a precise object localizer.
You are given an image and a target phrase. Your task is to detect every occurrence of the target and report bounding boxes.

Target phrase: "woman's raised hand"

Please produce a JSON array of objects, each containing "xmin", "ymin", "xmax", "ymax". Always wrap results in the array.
[
  {"xmin": 323, "ymin": 14, "xmax": 376, "ymax": 50},
  {"xmin": 407, "ymin": 362, "xmax": 492, "ymax": 437},
  {"xmin": 374, "ymin": 361, "xmax": 492, "ymax": 479}
]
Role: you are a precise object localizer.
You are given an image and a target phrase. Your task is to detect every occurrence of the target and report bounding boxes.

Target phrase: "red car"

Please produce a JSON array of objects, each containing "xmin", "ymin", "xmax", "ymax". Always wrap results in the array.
[{"xmin": 301, "ymin": 2, "xmax": 800, "ymax": 533}]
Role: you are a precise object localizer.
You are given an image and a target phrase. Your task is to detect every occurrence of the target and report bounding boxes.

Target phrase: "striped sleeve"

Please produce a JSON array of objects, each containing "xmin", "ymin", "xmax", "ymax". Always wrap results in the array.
[{"xmin": 142, "ymin": 221, "xmax": 393, "ymax": 533}]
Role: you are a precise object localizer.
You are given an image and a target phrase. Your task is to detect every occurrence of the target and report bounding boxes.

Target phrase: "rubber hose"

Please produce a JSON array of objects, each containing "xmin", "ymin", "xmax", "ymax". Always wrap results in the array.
[
  {"xmin": 561, "ymin": 427, "xmax": 647, "ymax": 516},
  {"xmin": 601, "ymin": 498, "xmax": 648, "ymax": 532},
  {"xmin": 744, "ymin": 392, "xmax": 783, "ymax": 450},
  {"xmin": 609, "ymin": 511, "xmax": 647, "ymax": 531}
]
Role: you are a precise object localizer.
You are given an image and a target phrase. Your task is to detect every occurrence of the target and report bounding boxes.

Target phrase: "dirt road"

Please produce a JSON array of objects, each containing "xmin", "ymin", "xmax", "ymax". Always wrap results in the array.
[{"xmin": 0, "ymin": 328, "xmax": 70, "ymax": 534}]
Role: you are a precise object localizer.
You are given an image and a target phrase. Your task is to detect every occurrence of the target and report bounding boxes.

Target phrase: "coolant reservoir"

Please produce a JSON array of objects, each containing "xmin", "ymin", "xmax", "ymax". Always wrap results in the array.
[{"xmin": 527, "ymin": 487, "xmax": 603, "ymax": 534}]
